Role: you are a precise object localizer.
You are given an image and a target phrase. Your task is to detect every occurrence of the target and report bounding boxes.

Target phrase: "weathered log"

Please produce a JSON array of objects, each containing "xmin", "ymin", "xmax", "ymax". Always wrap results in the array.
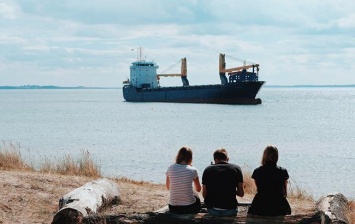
[
  {"xmin": 140, "ymin": 204, "xmax": 312, "ymax": 224},
  {"xmin": 316, "ymin": 193, "xmax": 349, "ymax": 224},
  {"xmin": 64, "ymin": 203, "xmax": 314, "ymax": 224},
  {"xmin": 52, "ymin": 178, "xmax": 120, "ymax": 224}
]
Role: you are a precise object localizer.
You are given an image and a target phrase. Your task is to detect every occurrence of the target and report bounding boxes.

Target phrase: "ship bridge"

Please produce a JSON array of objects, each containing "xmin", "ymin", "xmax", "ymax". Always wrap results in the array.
[{"xmin": 129, "ymin": 61, "xmax": 159, "ymax": 88}]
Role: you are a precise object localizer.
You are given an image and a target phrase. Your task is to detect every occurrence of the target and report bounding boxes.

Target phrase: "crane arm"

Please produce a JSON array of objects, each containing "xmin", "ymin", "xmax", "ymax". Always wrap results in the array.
[
  {"xmin": 220, "ymin": 64, "xmax": 259, "ymax": 73},
  {"xmin": 157, "ymin": 58, "xmax": 187, "ymax": 80},
  {"xmin": 157, "ymin": 74, "xmax": 182, "ymax": 80}
]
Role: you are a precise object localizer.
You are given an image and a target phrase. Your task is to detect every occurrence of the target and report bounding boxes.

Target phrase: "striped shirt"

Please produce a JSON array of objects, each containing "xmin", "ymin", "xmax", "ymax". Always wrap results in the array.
[{"xmin": 166, "ymin": 163, "xmax": 198, "ymax": 206}]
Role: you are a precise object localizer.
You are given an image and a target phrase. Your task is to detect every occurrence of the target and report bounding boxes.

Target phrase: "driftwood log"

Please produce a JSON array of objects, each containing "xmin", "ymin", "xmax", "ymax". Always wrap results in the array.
[
  {"xmin": 316, "ymin": 193, "xmax": 349, "ymax": 224},
  {"xmin": 52, "ymin": 178, "xmax": 120, "ymax": 224}
]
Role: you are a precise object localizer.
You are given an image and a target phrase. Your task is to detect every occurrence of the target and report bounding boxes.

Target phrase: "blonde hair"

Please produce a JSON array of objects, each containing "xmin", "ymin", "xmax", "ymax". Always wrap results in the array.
[
  {"xmin": 175, "ymin": 146, "xmax": 193, "ymax": 164},
  {"xmin": 261, "ymin": 145, "xmax": 279, "ymax": 165}
]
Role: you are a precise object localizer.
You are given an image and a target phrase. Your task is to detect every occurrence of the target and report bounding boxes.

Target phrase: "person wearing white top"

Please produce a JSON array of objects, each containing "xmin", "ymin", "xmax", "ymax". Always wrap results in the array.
[{"xmin": 166, "ymin": 146, "xmax": 202, "ymax": 214}]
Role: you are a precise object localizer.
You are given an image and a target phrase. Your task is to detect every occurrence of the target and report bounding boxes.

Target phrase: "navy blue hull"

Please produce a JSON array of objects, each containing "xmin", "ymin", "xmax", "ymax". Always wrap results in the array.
[{"xmin": 123, "ymin": 81, "xmax": 264, "ymax": 104}]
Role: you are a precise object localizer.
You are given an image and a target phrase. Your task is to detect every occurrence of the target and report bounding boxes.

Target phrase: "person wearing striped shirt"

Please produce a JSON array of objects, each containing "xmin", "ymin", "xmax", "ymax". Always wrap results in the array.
[{"xmin": 166, "ymin": 146, "xmax": 202, "ymax": 214}]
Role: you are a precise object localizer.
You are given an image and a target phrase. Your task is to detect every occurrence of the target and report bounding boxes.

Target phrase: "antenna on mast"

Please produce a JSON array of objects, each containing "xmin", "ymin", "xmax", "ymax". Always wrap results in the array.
[
  {"xmin": 132, "ymin": 47, "xmax": 145, "ymax": 61},
  {"xmin": 138, "ymin": 47, "xmax": 143, "ymax": 61}
]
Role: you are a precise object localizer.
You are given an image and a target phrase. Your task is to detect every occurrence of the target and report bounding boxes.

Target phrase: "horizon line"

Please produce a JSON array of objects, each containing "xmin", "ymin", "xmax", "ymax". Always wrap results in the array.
[{"xmin": 0, "ymin": 84, "xmax": 354, "ymax": 89}]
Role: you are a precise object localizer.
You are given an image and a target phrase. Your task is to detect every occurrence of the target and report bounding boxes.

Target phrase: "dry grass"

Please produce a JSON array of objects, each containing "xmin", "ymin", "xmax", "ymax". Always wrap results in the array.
[
  {"xmin": 39, "ymin": 150, "xmax": 101, "ymax": 177},
  {"xmin": 347, "ymin": 200, "xmax": 355, "ymax": 224},
  {"xmin": 287, "ymin": 179, "xmax": 313, "ymax": 201},
  {"xmin": 242, "ymin": 166, "xmax": 313, "ymax": 201},
  {"xmin": 242, "ymin": 167, "xmax": 257, "ymax": 195},
  {"xmin": 1, "ymin": 143, "xmax": 313, "ymax": 201},
  {"xmin": 0, "ymin": 141, "xmax": 33, "ymax": 171},
  {"xmin": 1, "ymin": 142, "xmax": 101, "ymax": 177}
]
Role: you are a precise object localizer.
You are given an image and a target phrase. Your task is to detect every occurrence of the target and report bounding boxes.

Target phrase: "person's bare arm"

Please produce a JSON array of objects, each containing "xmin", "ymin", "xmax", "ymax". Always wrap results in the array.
[
  {"xmin": 236, "ymin": 182, "xmax": 244, "ymax": 197},
  {"xmin": 166, "ymin": 176, "xmax": 170, "ymax": 190},
  {"xmin": 194, "ymin": 177, "xmax": 202, "ymax": 192}
]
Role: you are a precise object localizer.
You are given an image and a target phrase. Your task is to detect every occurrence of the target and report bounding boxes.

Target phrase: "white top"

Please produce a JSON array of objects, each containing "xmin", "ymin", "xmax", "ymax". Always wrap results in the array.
[{"xmin": 166, "ymin": 163, "xmax": 198, "ymax": 206}]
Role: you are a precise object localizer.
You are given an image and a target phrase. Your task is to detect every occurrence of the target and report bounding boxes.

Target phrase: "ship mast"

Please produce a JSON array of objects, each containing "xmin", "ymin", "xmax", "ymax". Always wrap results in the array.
[{"xmin": 136, "ymin": 47, "xmax": 144, "ymax": 62}]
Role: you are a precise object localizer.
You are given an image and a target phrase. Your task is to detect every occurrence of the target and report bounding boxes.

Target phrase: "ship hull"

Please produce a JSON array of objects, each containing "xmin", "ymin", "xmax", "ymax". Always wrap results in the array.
[{"xmin": 123, "ymin": 81, "xmax": 264, "ymax": 105}]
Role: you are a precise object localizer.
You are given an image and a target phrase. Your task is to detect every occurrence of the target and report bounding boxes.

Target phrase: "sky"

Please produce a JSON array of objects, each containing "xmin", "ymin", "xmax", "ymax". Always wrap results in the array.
[{"xmin": 0, "ymin": 0, "xmax": 354, "ymax": 87}]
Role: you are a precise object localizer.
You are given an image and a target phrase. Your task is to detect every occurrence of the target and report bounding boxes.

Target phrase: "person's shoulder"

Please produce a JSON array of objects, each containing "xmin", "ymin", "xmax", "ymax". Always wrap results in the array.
[
  {"xmin": 166, "ymin": 163, "xmax": 175, "ymax": 172},
  {"xmin": 187, "ymin": 165, "xmax": 198, "ymax": 171},
  {"xmin": 203, "ymin": 164, "xmax": 218, "ymax": 174},
  {"xmin": 276, "ymin": 165, "xmax": 288, "ymax": 171},
  {"xmin": 251, "ymin": 166, "xmax": 263, "ymax": 176},
  {"xmin": 253, "ymin": 166, "xmax": 263, "ymax": 171},
  {"xmin": 229, "ymin": 163, "xmax": 243, "ymax": 171},
  {"xmin": 229, "ymin": 163, "xmax": 241, "ymax": 168},
  {"xmin": 203, "ymin": 164, "xmax": 214, "ymax": 171}
]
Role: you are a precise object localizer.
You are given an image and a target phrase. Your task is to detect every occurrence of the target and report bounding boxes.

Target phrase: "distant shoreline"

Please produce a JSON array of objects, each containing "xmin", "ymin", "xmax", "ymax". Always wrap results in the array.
[
  {"xmin": 0, "ymin": 84, "xmax": 354, "ymax": 89},
  {"xmin": 0, "ymin": 85, "xmax": 119, "ymax": 90},
  {"xmin": 265, "ymin": 84, "xmax": 355, "ymax": 88}
]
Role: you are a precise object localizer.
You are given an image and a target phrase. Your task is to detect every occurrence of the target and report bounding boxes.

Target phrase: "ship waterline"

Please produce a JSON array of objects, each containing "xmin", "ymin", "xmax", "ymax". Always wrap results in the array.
[{"xmin": 123, "ymin": 81, "xmax": 264, "ymax": 104}]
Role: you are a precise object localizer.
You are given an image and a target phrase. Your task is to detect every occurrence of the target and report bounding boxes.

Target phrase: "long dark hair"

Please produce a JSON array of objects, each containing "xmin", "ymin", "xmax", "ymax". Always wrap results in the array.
[
  {"xmin": 175, "ymin": 146, "xmax": 193, "ymax": 164},
  {"xmin": 261, "ymin": 145, "xmax": 279, "ymax": 165}
]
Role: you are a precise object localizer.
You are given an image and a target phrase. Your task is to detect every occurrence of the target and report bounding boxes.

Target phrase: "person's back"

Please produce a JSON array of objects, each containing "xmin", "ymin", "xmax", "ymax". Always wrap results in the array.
[
  {"xmin": 167, "ymin": 163, "xmax": 198, "ymax": 206},
  {"xmin": 202, "ymin": 148, "xmax": 244, "ymax": 216},
  {"xmin": 166, "ymin": 146, "xmax": 201, "ymax": 214},
  {"xmin": 202, "ymin": 162, "xmax": 242, "ymax": 209},
  {"xmin": 254, "ymin": 163, "xmax": 287, "ymax": 197},
  {"xmin": 248, "ymin": 146, "xmax": 291, "ymax": 216}
]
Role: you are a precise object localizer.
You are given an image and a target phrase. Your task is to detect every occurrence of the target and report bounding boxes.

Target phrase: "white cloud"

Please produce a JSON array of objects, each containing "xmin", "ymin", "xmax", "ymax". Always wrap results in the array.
[
  {"xmin": 337, "ymin": 13, "xmax": 355, "ymax": 28},
  {"xmin": 0, "ymin": 1, "xmax": 21, "ymax": 19},
  {"xmin": 0, "ymin": 0, "xmax": 354, "ymax": 86}
]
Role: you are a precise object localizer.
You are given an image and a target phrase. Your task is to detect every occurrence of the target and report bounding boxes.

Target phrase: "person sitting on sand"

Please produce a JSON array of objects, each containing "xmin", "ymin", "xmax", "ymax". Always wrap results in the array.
[
  {"xmin": 166, "ymin": 146, "xmax": 202, "ymax": 214},
  {"xmin": 202, "ymin": 148, "xmax": 244, "ymax": 216},
  {"xmin": 248, "ymin": 145, "xmax": 292, "ymax": 216}
]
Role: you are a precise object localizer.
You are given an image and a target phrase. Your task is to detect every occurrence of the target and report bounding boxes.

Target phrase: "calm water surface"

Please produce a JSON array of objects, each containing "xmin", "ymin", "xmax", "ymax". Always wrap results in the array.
[{"xmin": 0, "ymin": 87, "xmax": 354, "ymax": 199}]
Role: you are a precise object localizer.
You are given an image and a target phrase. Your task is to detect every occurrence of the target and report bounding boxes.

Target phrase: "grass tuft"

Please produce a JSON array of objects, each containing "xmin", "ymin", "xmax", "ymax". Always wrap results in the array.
[
  {"xmin": 346, "ymin": 200, "xmax": 355, "ymax": 224},
  {"xmin": 0, "ymin": 141, "xmax": 33, "ymax": 171},
  {"xmin": 40, "ymin": 150, "xmax": 101, "ymax": 177},
  {"xmin": 114, "ymin": 177, "xmax": 148, "ymax": 185},
  {"xmin": 242, "ymin": 166, "xmax": 257, "ymax": 195},
  {"xmin": 0, "ymin": 141, "xmax": 101, "ymax": 177},
  {"xmin": 287, "ymin": 179, "xmax": 313, "ymax": 201}
]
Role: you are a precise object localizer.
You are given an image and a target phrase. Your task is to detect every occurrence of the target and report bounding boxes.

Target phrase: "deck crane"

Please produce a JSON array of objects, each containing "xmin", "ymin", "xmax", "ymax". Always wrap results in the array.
[
  {"xmin": 157, "ymin": 57, "xmax": 189, "ymax": 86},
  {"xmin": 219, "ymin": 53, "xmax": 259, "ymax": 84}
]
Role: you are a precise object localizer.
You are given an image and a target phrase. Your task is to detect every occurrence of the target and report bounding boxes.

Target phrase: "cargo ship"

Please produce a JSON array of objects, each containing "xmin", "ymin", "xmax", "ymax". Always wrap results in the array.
[{"xmin": 122, "ymin": 52, "xmax": 264, "ymax": 104}]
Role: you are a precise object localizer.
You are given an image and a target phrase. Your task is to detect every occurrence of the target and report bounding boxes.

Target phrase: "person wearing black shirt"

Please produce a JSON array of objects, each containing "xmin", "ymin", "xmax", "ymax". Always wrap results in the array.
[
  {"xmin": 248, "ymin": 145, "xmax": 291, "ymax": 216},
  {"xmin": 202, "ymin": 148, "xmax": 244, "ymax": 216}
]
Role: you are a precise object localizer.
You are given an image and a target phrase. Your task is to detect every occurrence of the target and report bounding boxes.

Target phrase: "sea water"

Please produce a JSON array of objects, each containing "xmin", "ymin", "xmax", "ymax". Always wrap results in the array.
[{"xmin": 0, "ymin": 87, "xmax": 354, "ymax": 199}]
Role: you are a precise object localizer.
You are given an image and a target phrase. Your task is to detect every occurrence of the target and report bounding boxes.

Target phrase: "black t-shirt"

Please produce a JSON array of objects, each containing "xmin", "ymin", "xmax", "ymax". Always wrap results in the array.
[
  {"xmin": 248, "ymin": 162, "xmax": 291, "ymax": 216},
  {"xmin": 252, "ymin": 162, "xmax": 289, "ymax": 198},
  {"xmin": 202, "ymin": 162, "xmax": 243, "ymax": 209}
]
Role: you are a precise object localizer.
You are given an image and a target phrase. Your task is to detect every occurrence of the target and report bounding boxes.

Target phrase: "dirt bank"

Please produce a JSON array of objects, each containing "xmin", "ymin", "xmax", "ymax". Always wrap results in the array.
[{"xmin": 0, "ymin": 170, "xmax": 316, "ymax": 224}]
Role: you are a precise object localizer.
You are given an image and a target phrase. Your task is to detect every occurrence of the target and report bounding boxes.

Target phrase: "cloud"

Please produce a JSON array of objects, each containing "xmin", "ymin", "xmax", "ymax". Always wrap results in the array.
[
  {"xmin": 337, "ymin": 13, "xmax": 355, "ymax": 28},
  {"xmin": 0, "ymin": 1, "xmax": 21, "ymax": 19},
  {"xmin": 0, "ymin": 0, "xmax": 354, "ymax": 86}
]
